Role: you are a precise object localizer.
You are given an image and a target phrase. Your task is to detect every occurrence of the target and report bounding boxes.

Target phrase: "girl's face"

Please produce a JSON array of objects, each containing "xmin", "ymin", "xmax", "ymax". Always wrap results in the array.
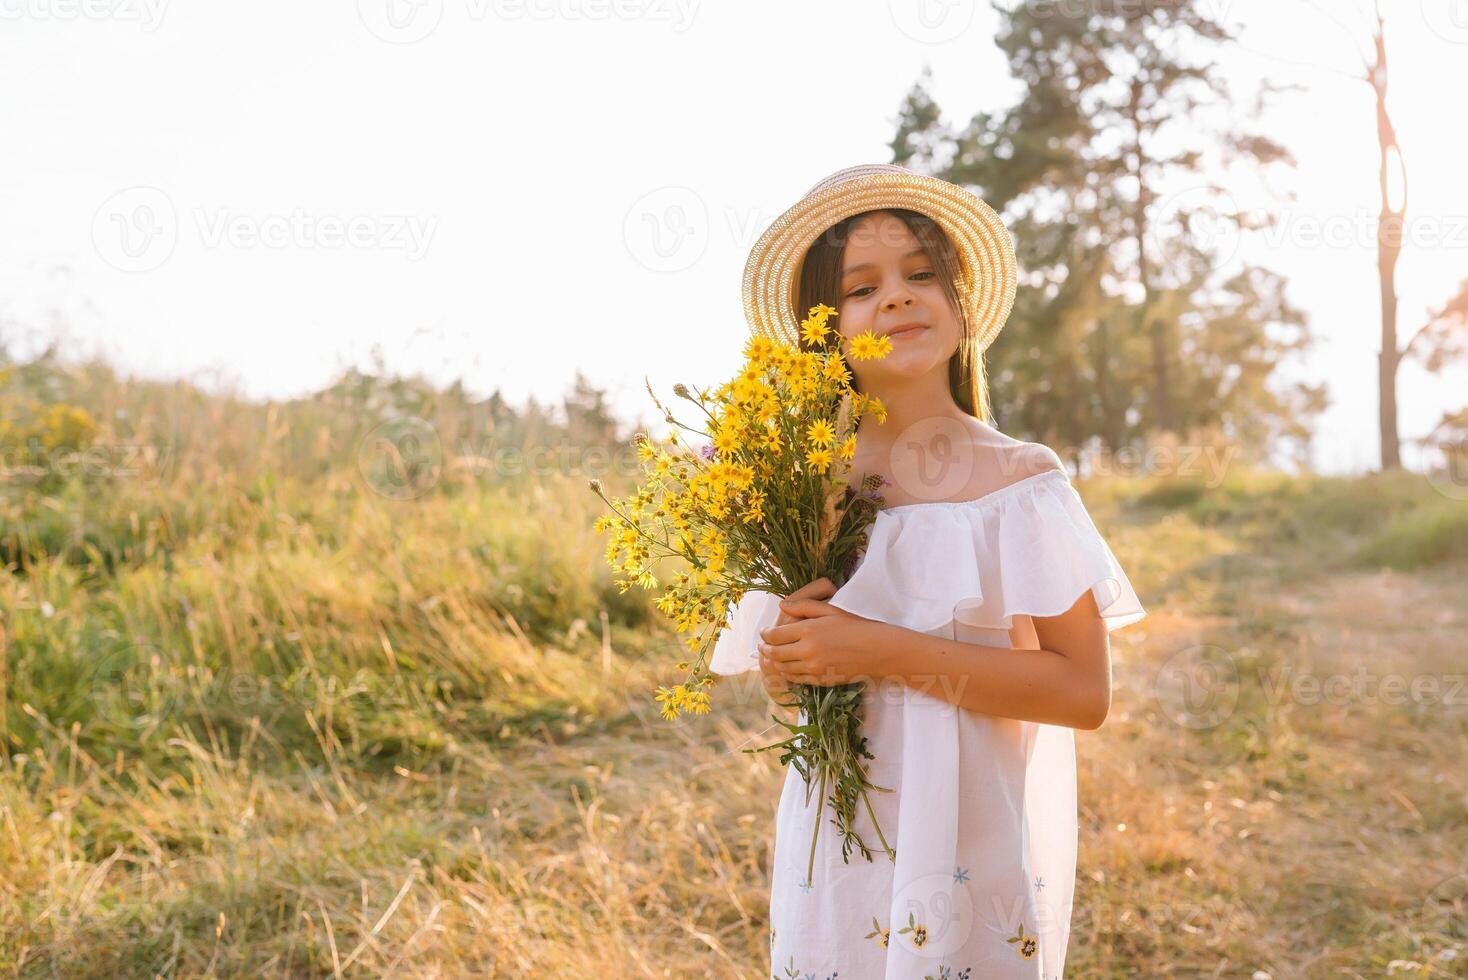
[{"xmin": 834, "ymin": 210, "xmax": 962, "ymax": 387}]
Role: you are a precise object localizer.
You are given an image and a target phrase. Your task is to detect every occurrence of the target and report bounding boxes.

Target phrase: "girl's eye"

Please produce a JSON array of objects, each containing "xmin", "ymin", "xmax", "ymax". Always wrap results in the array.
[{"xmin": 846, "ymin": 271, "xmax": 935, "ymax": 298}]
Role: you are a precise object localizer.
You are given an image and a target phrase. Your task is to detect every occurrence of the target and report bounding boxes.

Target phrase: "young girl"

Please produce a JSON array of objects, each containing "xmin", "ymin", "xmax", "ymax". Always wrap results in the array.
[{"xmin": 709, "ymin": 164, "xmax": 1147, "ymax": 980}]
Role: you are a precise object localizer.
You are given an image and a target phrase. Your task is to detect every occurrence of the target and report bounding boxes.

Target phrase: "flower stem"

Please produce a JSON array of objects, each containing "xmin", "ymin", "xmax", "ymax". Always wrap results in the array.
[
  {"xmin": 860, "ymin": 784, "xmax": 896, "ymax": 862},
  {"xmin": 806, "ymin": 766, "xmax": 827, "ymax": 886}
]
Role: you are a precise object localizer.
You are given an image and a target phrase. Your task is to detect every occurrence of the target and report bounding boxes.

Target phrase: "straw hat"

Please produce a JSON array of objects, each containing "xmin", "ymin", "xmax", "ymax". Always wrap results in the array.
[{"xmin": 741, "ymin": 163, "xmax": 1018, "ymax": 352}]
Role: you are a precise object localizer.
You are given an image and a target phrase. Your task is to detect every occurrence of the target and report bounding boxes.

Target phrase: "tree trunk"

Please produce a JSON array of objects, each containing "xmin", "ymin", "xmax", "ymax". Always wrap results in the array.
[
  {"xmin": 1372, "ymin": 15, "xmax": 1405, "ymax": 470},
  {"xmin": 1130, "ymin": 76, "xmax": 1173, "ymax": 435},
  {"xmin": 1095, "ymin": 317, "xmax": 1123, "ymax": 454}
]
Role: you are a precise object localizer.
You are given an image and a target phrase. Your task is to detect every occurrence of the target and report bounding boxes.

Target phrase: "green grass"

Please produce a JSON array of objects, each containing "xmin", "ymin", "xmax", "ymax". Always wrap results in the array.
[
  {"xmin": 2, "ymin": 360, "xmax": 1465, "ymax": 976},
  {"xmin": 1359, "ymin": 500, "xmax": 1468, "ymax": 570}
]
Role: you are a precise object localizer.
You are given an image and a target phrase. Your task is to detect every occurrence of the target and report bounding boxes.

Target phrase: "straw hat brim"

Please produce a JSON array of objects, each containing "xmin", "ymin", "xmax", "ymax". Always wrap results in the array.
[{"xmin": 741, "ymin": 168, "xmax": 1018, "ymax": 352}]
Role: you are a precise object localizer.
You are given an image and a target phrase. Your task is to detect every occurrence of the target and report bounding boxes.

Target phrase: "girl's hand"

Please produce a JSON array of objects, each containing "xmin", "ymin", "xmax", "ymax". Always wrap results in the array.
[
  {"xmin": 758, "ymin": 577, "xmax": 836, "ymax": 705},
  {"xmin": 758, "ymin": 584, "xmax": 889, "ymax": 688}
]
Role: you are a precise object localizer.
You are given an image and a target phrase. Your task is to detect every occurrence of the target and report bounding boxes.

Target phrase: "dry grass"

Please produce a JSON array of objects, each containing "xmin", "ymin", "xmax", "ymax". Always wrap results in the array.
[{"xmin": 2, "ymin": 368, "xmax": 1465, "ymax": 977}]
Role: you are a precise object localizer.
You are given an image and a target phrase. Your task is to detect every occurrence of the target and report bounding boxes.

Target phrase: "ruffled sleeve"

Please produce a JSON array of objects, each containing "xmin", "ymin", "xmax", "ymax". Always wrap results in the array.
[
  {"xmin": 826, "ymin": 468, "xmax": 1146, "ymax": 639},
  {"xmin": 707, "ymin": 588, "xmax": 784, "ymax": 676}
]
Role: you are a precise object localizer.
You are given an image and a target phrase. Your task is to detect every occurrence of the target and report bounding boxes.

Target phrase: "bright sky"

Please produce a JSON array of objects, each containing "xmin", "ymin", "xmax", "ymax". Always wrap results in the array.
[{"xmin": 1, "ymin": 0, "xmax": 1464, "ymax": 474}]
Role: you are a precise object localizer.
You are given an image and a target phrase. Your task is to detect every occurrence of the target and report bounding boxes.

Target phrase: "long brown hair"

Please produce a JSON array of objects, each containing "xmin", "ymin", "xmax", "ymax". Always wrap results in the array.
[{"xmin": 794, "ymin": 207, "xmax": 993, "ymax": 423}]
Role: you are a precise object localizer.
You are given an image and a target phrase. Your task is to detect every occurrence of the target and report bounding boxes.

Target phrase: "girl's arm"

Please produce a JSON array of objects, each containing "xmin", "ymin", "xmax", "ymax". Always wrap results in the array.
[
  {"xmin": 762, "ymin": 589, "xmax": 1112, "ymax": 731},
  {"xmin": 873, "ymin": 589, "xmax": 1111, "ymax": 729}
]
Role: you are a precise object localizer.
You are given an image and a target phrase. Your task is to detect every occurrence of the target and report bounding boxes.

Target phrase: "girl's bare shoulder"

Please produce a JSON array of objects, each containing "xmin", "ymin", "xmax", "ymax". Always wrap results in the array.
[
  {"xmin": 967, "ymin": 421, "xmax": 1065, "ymax": 486},
  {"xmin": 850, "ymin": 417, "xmax": 1065, "ymax": 507}
]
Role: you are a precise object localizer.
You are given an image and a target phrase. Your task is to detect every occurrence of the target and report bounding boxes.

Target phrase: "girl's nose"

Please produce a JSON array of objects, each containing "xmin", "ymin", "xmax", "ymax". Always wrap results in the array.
[
  {"xmin": 879, "ymin": 275, "xmax": 918, "ymax": 310},
  {"xmin": 881, "ymin": 288, "xmax": 916, "ymax": 311}
]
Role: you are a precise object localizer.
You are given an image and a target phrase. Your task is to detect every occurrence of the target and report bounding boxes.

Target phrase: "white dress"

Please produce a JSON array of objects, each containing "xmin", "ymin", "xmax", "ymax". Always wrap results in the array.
[{"xmin": 709, "ymin": 468, "xmax": 1147, "ymax": 980}]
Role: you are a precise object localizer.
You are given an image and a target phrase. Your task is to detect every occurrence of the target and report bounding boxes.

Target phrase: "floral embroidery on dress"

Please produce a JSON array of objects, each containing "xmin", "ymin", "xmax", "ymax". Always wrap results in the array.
[
  {"xmin": 863, "ymin": 915, "xmax": 889, "ymax": 948},
  {"xmin": 1006, "ymin": 921, "xmax": 1038, "ymax": 958},
  {"xmin": 923, "ymin": 966, "xmax": 972, "ymax": 980},
  {"xmin": 770, "ymin": 953, "xmax": 839, "ymax": 980},
  {"xmin": 896, "ymin": 910, "xmax": 928, "ymax": 948}
]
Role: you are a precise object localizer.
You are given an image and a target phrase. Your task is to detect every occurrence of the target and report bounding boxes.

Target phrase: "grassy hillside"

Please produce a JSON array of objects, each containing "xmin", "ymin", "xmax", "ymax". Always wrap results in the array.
[{"xmin": 2, "ymin": 358, "xmax": 1465, "ymax": 977}]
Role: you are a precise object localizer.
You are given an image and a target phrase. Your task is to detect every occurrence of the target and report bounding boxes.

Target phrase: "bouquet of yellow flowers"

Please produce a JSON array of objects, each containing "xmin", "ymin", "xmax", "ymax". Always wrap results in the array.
[{"xmin": 590, "ymin": 304, "xmax": 899, "ymax": 881}]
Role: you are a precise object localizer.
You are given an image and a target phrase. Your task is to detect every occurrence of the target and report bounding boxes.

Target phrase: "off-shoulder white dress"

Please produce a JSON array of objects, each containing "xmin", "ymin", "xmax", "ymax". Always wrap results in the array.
[{"xmin": 709, "ymin": 468, "xmax": 1146, "ymax": 980}]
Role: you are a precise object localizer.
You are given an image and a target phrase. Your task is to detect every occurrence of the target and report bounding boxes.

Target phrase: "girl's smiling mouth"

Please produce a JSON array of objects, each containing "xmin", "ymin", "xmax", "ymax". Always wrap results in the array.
[{"xmin": 884, "ymin": 323, "xmax": 928, "ymax": 340}]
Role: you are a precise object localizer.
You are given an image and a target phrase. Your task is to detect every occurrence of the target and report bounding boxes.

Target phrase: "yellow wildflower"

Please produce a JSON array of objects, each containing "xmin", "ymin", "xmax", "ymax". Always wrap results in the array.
[
  {"xmin": 822, "ymin": 352, "xmax": 851, "ymax": 384},
  {"xmin": 806, "ymin": 418, "xmax": 836, "ymax": 448},
  {"xmin": 653, "ymin": 686, "xmax": 679, "ymax": 720},
  {"xmin": 743, "ymin": 335, "xmax": 775, "ymax": 365},
  {"xmin": 800, "ymin": 316, "xmax": 831, "ymax": 346},
  {"xmin": 805, "ymin": 446, "xmax": 834, "ymax": 472},
  {"xmin": 731, "ymin": 376, "xmax": 762, "ymax": 404},
  {"xmin": 847, "ymin": 330, "xmax": 893, "ymax": 361},
  {"xmin": 712, "ymin": 427, "xmax": 740, "ymax": 455}
]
